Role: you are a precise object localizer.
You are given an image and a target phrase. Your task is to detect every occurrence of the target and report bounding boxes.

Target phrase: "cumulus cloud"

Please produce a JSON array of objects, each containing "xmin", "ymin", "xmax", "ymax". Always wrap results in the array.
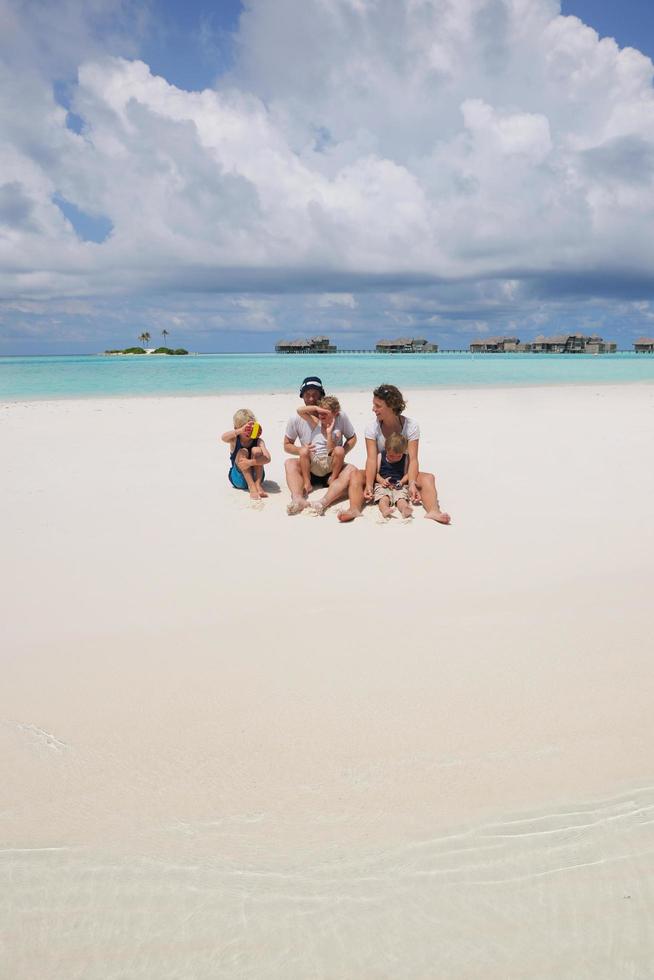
[{"xmin": 2, "ymin": 0, "xmax": 654, "ymax": 347}]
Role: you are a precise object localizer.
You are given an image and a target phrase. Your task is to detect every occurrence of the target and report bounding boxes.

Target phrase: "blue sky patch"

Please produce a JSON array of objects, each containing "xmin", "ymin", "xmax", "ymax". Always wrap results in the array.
[{"xmin": 53, "ymin": 193, "xmax": 113, "ymax": 244}]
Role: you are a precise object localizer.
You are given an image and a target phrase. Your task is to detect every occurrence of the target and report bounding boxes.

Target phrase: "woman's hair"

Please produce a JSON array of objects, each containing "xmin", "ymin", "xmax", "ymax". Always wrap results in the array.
[
  {"xmin": 386, "ymin": 432, "xmax": 408, "ymax": 454},
  {"xmin": 233, "ymin": 408, "xmax": 255, "ymax": 428},
  {"xmin": 319, "ymin": 395, "xmax": 340, "ymax": 414},
  {"xmin": 373, "ymin": 384, "xmax": 406, "ymax": 416}
]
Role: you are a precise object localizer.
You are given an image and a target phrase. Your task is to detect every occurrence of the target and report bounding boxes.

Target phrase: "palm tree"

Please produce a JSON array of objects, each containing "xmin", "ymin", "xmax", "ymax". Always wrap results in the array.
[
  {"xmin": 162, "ymin": 329, "xmax": 169, "ymax": 347},
  {"xmin": 139, "ymin": 331, "xmax": 151, "ymax": 348}
]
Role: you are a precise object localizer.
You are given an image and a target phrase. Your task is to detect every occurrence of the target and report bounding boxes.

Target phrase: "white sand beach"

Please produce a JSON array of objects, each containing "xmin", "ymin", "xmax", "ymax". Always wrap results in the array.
[{"xmin": 2, "ymin": 384, "xmax": 654, "ymax": 978}]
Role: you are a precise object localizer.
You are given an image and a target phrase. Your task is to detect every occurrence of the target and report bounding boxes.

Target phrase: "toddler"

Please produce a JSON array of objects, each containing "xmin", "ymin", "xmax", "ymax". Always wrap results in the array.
[{"xmin": 374, "ymin": 432, "xmax": 412, "ymax": 520}]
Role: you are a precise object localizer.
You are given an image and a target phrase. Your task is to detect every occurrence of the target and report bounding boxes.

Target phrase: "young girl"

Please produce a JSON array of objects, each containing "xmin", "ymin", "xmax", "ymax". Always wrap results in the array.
[{"xmin": 221, "ymin": 409, "xmax": 271, "ymax": 501}]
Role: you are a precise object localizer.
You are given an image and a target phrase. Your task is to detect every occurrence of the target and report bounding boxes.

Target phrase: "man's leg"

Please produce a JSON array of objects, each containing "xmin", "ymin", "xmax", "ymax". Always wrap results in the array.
[
  {"xmin": 337, "ymin": 468, "xmax": 366, "ymax": 523},
  {"xmin": 311, "ymin": 464, "xmax": 354, "ymax": 514},
  {"xmin": 285, "ymin": 457, "xmax": 309, "ymax": 515},
  {"xmin": 298, "ymin": 446, "xmax": 312, "ymax": 495},
  {"xmin": 415, "ymin": 471, "xmax": 451, "ymax": 524}
]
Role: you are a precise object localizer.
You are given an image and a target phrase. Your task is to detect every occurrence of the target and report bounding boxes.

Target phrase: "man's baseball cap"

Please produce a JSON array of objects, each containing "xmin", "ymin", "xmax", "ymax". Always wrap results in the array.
[{"xmin": 299, "ymin": 376, "xmax": 325, "ymax": 397}]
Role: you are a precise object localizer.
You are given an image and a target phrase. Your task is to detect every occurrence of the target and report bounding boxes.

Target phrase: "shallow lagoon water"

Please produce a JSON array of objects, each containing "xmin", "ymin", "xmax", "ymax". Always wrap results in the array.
[{"xmin": 2, "ymin": 351, "xmax": 654, "ymax": 400}]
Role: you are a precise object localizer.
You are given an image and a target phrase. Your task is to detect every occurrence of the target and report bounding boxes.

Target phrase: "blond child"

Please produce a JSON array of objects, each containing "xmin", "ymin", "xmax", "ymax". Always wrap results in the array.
[
  {"xmin": 374, "ymin": 431, "xmax": 413, "ymax": 519},
  {"xmin": 296, "ymin": 395, "xmax": 345, "ymax": 495},
  {"xmin": 221, "ymin": 408, "xmax": 271, "ymax": 501}
]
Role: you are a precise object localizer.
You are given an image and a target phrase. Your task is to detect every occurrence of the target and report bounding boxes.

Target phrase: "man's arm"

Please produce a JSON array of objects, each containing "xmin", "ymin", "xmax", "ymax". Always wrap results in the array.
[
  {"xmin": 340, "ymin": 413, "xmax": 357, "ymax": 457},
  {"xmin": 343, "ymin": 433, "xmax": 357, "ymax": 456},
  {"xmin": 284, "ymin": 435, "xmax": 301, "ymax": 456}
]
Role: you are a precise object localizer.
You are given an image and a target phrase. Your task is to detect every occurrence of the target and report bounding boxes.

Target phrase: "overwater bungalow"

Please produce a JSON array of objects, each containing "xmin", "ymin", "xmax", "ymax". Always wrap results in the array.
[
  {"xmin": 375, "ymin": 337, "xmax": 438, "ymax": 353},
  {"xmin": 634, "ymin": 337, "xmax": 654, "ymax": 353},
  {"xmin": 275, "ymin": 336, "xmax": 337, "ymax": 353},
  {"xmin": 469, "ymin": 336, "xmax": 522, "ymax": 353},
  {"xmin": 531, "ymin": 333, "xmax": 616, "ymax": 353}
]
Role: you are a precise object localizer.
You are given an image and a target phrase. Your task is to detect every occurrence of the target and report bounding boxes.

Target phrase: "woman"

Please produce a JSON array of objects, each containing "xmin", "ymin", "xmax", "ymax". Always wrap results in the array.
[{"xmin": 338, "ymin": 384, "xmax": 451, "ymax": 524}]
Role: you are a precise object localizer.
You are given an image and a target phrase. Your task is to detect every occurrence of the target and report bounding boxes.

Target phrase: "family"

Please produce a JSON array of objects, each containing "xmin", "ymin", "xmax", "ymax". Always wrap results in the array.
[{"xmin": 221, "ymin": 375, "xmax": 451, "ymax": 524}]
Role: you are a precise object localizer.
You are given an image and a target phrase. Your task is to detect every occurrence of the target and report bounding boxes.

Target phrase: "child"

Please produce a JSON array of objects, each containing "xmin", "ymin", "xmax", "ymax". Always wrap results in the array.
[
  {"xmin": 221, "ymin": 409, "xmax": 271, "ymax": 501},
  {"xmin": 374, "ymin": 431, "xmax": 413, "ymax": 520},
  {"xmin": 296, "ymin": 395, "xmax": 345, "ymax": 495}
]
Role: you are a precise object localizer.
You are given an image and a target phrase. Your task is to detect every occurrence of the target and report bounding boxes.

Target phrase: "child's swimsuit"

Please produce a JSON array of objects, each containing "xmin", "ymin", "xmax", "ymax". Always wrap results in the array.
[
  {"xmin": 228, "ymin": 435, "xmax": 265, "ymax": 490},
  {"xmin": 379, "ymin": 451, "xmax": 407, "ymax": 485}
]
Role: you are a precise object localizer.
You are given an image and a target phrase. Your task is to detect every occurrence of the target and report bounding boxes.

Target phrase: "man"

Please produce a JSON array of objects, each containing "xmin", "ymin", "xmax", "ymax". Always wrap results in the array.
[{"xmin": 284, "ymin": 375, "xmax": 357, "ymax": 515}]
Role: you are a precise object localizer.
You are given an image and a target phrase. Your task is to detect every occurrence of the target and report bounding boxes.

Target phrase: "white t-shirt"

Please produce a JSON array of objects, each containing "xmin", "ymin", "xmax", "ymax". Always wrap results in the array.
[
  {"xmin": 364, "ymin": 415, "xmax": 420, "ymax": 453},
  {"xmin": 285, "ymin": 412, "xmax": 355, "ymax": 449}
]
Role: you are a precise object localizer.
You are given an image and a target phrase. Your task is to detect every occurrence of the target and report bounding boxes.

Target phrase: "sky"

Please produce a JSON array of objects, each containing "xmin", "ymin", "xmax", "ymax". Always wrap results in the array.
[{"xmin": 2, "ymin": 0, "xmax": 654, "ymax": 353}]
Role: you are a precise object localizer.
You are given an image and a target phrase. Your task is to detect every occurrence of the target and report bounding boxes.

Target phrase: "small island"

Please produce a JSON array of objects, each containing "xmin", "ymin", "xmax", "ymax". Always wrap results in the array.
[{"xmin": 104, "ymin": 346, "xmax": 189, "ymax": 355}]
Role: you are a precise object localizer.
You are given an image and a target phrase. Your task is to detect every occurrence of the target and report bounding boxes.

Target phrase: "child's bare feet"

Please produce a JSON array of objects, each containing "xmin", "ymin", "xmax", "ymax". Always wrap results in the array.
[
  {"xmin": 249, "ymin": 489, "xmax": 261, "ymax": 501},
  {"xmin": 397, "ymin": 501, "xmax": 413, "ymax": 519},
  {"xmin": 256, "ymin": 484, "xmax": 268, "ymax": 498},
  {"xmin": 424, "ymin": 509, "xmax": 451, "ymax": 524},
  {"xmin": 310, "ymin": 500, "xmax": 326, "ymax": 516}
]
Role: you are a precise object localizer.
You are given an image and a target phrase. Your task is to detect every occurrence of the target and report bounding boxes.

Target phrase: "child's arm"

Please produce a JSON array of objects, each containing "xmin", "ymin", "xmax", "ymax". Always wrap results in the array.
[
  {"xmin": 297, "ymin": 404, "xmax": 321, "ymax": 422},
  {"xmin": 253, "ymin": 439, "xmax": 271, "ymax": 464},
  {"xmin": 325, "ymin": 418, "xmax": 335, "ymax": 453},
  {"xmin": 375, "ymin": 452, "xmax": 390, "ymax": 488},
  {"xmin": 221, "ymin": 426, "xmax": 245, "ymax": 444}
]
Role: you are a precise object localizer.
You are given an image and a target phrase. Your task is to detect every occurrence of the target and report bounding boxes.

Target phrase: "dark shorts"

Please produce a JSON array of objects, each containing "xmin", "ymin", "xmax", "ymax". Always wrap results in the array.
[{"xmin": 310, "ymin": 471, "xmax": 330, "ymax": 488}]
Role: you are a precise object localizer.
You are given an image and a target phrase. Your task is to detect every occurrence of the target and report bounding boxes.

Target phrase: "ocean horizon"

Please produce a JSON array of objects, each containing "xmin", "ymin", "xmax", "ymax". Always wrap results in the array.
[{"xmin": 2, "ymin": 351, "xmax": 654, "ymax": 401}]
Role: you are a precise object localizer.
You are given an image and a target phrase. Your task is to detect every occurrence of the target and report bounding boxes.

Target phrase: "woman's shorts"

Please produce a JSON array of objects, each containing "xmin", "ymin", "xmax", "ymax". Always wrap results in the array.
[
  {"xmin": 374, "ymin": 483, "xmax": 409, "ymax": 505},
  {"xmin": 310, "ymin": 455, "xmax": 333, "ymax": 477}
]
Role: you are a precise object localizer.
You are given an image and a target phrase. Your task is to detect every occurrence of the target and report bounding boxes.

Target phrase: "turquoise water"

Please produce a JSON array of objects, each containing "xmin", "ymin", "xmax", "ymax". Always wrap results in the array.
[{"xmin": 1, "ymin": 352, "xmax": 654, "ymax": 401}]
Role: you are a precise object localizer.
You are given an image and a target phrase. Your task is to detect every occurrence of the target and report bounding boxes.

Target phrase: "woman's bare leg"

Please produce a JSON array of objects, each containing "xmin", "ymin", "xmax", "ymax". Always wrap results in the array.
[
  {"xmin": 416, "ymin": 471, "xmax": 451, "ymax": 524},
  {"xmin": 337, "ymin": 469, "xmax": 366, "ymax": 523}
]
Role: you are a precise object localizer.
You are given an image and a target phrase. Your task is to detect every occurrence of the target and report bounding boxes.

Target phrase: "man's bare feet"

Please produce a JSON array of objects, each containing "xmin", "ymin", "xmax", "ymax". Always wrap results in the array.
[
  {"xmin": 256, "ymin": 485, "xmax": 269, "ymax": 498},
  {"xmin": 287, "ymin": 497, "xmax": 309, "ymax": 516},
  {"xmin": 249, "ymin": 490, "xmax": 261, "ymax": 501},
  {"xmin": 337, "ymin": 508, "xmax": 361, "ymax": 523},
  {"xmin": 424, "ymin": 509, "xmax": 451, "ymax": 524}
]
